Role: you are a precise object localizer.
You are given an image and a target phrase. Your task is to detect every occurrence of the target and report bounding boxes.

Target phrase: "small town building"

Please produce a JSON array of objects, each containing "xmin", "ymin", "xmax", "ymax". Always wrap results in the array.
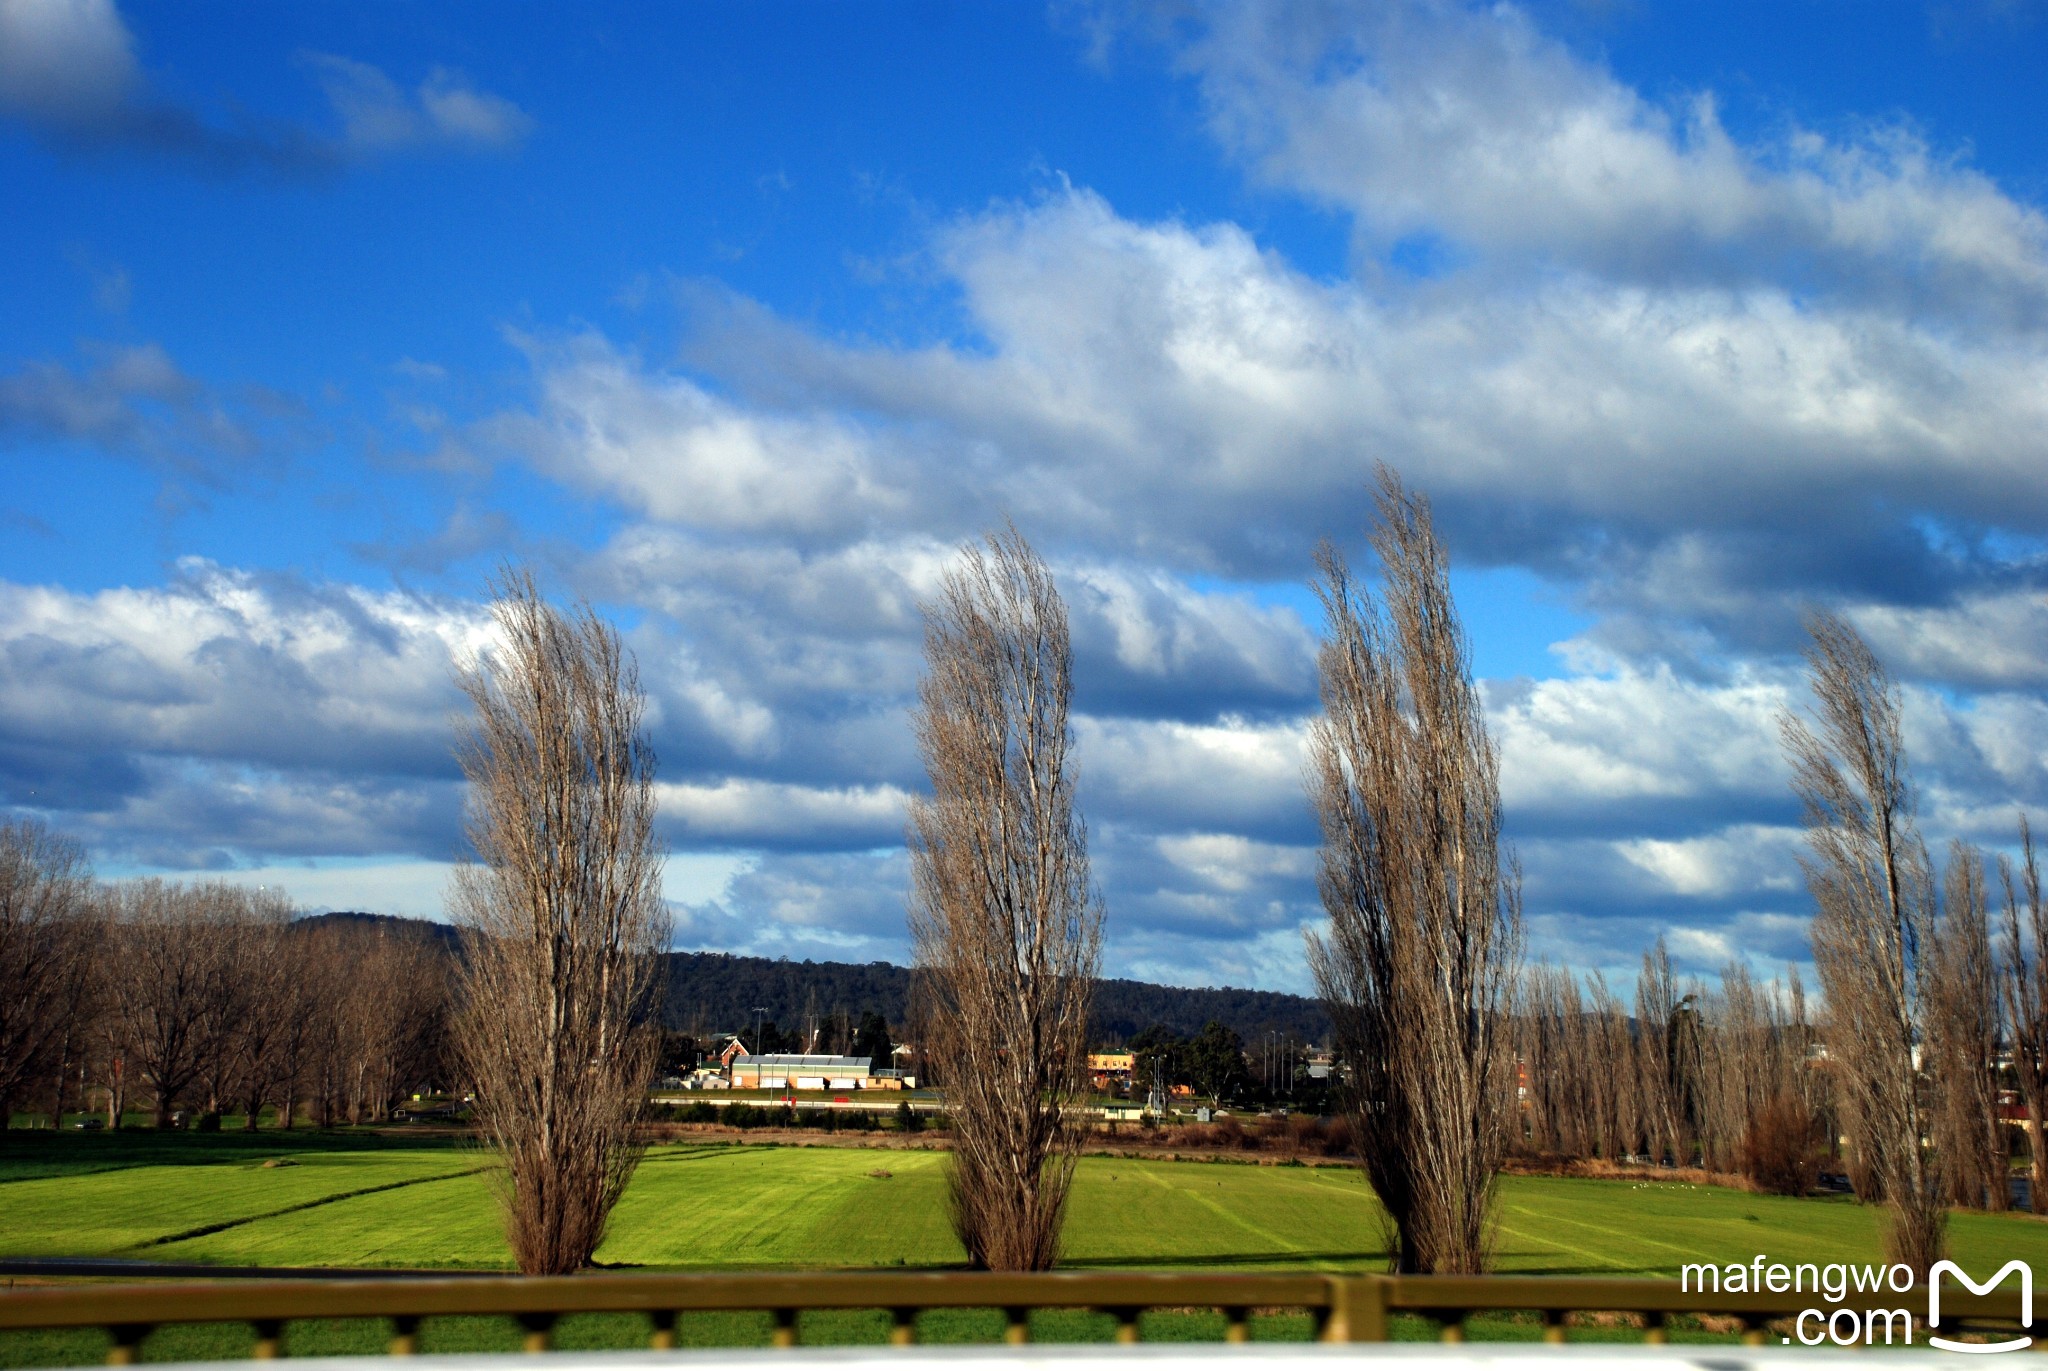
[
  {"xmin": 1087, "ymin": 1051, "xmax": 1134, "ymax": 1091},
  {"xmin": 728, "ymin": 1052, "xmax": 912, "ymax": 1091}
]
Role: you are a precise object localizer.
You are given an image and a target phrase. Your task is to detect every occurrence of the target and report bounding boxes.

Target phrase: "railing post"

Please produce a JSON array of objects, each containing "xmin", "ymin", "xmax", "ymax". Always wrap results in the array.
[
  {"xmin": 106, "ymin": 1325, "xmax": 150, "ymax": 1366},
  {"xmin": 889, "ymin": 1308, "xmax": 918, "ymax": 1347},
  {"xmin": 1003, "ymin": 1307, "xmax": 1031, "ymax": 1345},
  {"xmin": 517, "ymin": 1313, "xmax": 555, "ymax": 1354},
  {"xmin": 770, "ymin": 1308, "xmax": 798, "ymax": 1349},
  {"xmin": 389, "ymin": 1316, "xmax": 420, "ymax": 1357},
  {"xmin": 1107, "ymin": 1307, "xmax": 1141, "ymax": 1344},
  {"xmin": 1223, "ymin": 1306, "xmax": 1249, "ymax": 1344},
  {"xmin": 1738, "ymin": 1315, "xmax": 1767, "ymax": 1347},
  {"xmin": 1438, "ymin": 1311, "xmax": 1468, "ymax": 1343},
  {"xmin": 1540, "ymin": 1310, "xmax": 1566, "ymax": 1345},
  {"xmin": 1643, "ymin": 1312, "xmax": 1668, "ymax": 1345},
  {"xmin": 648, "ymin": 1311, "xmax": 677, "ymax": 1351},
  {"xmin": 251, "ymin": 1319, "xmax": 285, "ymax": 1359},
  {"xmin": 1325, "ymin": 1276, "xmax": 1390, "ymax": 1342}
]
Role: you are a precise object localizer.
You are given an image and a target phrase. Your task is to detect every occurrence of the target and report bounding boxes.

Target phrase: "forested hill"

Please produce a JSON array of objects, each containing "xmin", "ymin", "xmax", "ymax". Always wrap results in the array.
[
  {"xmin": 658, "ymin": 951, "xmax": 1331, "ymax": 1046},
  {"xmin": 307, "ymin": 913, "xmax": 1330, "ymax": 1045}
]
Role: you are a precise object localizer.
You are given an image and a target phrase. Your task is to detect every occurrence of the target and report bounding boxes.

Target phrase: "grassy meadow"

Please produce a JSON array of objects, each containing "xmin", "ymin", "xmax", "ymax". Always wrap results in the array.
[
  {"xmin": 8, "ymin": 1130, "xmax": 2048, "ymax": 1275},
  {"xmin": 6, "ymin": 1130, "xmax": 2048, "ymax": 1362}
]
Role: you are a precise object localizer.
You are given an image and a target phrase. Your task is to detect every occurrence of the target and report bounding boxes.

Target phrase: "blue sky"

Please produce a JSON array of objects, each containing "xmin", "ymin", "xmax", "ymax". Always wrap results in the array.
[{"xmin": 4, "ymin": 0, "xmax": 2046, "ymax": 991}]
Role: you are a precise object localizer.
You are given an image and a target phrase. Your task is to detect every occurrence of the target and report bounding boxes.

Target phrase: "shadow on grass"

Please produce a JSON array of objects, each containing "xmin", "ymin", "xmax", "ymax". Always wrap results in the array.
[
  {"xmin": 131, "ymin": 1168, "xmax": 492, "ymax": 1252},
  {"xmin": 0, "ymin": 1129, "xmax": 471, "ymax": 1185}
]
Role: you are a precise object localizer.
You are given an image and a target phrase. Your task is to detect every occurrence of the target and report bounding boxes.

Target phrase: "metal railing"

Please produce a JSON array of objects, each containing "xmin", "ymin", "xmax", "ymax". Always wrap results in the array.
[{"xmin": 0, "ymin": 1271, "xmax": 2028, "ymax": 1361}]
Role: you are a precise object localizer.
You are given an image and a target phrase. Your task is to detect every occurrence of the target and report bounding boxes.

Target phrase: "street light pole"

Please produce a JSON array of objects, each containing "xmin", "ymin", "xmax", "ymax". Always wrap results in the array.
[{"xmin": 751, "ymin": 1006, "xmax": 769, "ymax": 1091}]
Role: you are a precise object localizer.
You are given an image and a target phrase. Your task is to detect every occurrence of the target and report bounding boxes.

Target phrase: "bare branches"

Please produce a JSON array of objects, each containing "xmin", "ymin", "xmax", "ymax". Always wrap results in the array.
[
  {"xmin": 451, "ymin": 566, "xmax": 668, "ymax": 1276},
  {"xmin": 1306, "ymin": 467, "xmax": 1521, "ymax": 1275},
  {"xmin": 1781, "ymin": 609, "xmax": 1943, "ymax": 1268},
  {"xmin": 2001, "ymin": 815, "xmax": 2047, "ymax": 1213},
  {"xmin": 0, "ymin": 820, "xmax": 92, "ymax": 1121},
  {"xmin": 1928, "ymin": 840, "xmax": 2004, "ymax": 1210},
  {"xmin": 908, "ymin": 525, "xmax": 1101, "ymax": 1272}
]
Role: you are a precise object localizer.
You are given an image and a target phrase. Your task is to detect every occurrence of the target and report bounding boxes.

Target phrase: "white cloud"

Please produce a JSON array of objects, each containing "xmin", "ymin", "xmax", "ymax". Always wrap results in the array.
[
  {"xmin": 0, "ymin": 566, "xmax": 493, "ymax": 867},
  {"xmin": 0, "ymin": 0, "xmax": 527, "ymax": 170},
  {"xmin": 546, "ymin": 185, "xmax": 2048, "ymax": 635},
  {"xmin": 307, "ymin": 54, "xmax": 532, "ymax": 153},
  {"xmin": 655, "ymin": 777, "xmax": 909, "ymax": 849},
  {"xmin": 1180, "ymin": 1, "xmax": 2048, "ymax": 323},
  {"xmin": 1153, "ymin": 832, "xmax": 1316, "ymax": 896},
  {"xmin": 1851, "ymin": 590, "xmax": 2048, "ymax": 690},
  {"xmin": 1076, "ymin": 714, "xmax": 1308, "ymax": 835},
  {"xmin": 16, "ymin": 0, "xmax": 2048, "ymax": 990},
  {"xmin": 499, "ymin": 334, "xmax": 906, "ymax": 540},
  {"xmin": 0, "ymin": 0, "xmax": 136, "ymax": 130},
  {"xmin": 0, "ymin": 342, "xmax": 295, "ymax": 481},
  {"xmin": 0, "ymin": 563, "xmax": 490, "ymax": 770},
  {"xmin": 1666, "ymin": 925, "xmax": 1735, "ymax": 965},
  {"xmin": 163, "ymin": 856, "xmax": 457, "ymax": 920},
  {"xmin": 1492, "ymin": 661, "xmax": 1791, "ymax": 818},
  {"xmin": 674, "ymin": 850, "xmax": 912, "ymax": 960},
  {"xmin": 1613, "ymin": 824, "xmax": 1806, "ymax": 901}
]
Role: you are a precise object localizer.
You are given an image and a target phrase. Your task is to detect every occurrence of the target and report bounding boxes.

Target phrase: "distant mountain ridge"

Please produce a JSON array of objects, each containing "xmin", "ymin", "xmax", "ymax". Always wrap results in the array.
[
  {"xmin": 305, "ymin": 912, "xmax": 1330, "ymax": 1045},
  {"xmin": 658, "ymin": 950, "xmax": 1331, "ymax": 1046}
]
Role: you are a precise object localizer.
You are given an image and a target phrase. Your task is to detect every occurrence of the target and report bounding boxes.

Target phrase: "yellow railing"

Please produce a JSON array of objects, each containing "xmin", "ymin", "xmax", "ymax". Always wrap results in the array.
[{"xmin": 0, "ymin": 1271, "xmax": 2027, "ymax": 1361}]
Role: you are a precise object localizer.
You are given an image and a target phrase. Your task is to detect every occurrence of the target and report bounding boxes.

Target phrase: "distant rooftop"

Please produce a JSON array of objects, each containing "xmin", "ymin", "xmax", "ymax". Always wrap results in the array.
[{"xmin": 732, "ymin": 1054, "xmax": 875, "ymax": 1070}]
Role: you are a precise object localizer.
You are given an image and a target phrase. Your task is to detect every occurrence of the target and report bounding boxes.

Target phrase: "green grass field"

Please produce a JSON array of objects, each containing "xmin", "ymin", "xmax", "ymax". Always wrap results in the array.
[
  {"xmin": 6, "ymin": 1131, "xmax": 2048, "ymax": 1275},
  {"xmin": 5, "ymin": 1131, "xmax": 2048, "ymax": 1363}
]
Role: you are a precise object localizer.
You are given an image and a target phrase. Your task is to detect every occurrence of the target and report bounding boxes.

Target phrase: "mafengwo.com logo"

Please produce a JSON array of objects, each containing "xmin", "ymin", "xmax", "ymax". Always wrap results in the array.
[{"xmin": 1681, "ymin": 1256, "xmax": 2032, "ymax": 1352}]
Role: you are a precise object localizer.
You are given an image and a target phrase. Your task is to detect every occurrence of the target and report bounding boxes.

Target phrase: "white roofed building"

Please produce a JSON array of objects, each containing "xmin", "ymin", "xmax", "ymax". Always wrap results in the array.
[{"xmin": 727, "ymin": 1053, "xmax": 912, "ymax": 1091}]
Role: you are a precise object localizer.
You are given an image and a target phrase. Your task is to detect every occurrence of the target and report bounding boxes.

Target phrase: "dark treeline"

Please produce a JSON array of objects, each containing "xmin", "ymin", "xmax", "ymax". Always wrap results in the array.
[
  {"xmin": 0, "ymin": 825, "xmax": 451, "ymax": 1129},
  {"xmin": 657, "ymin": 951, "xmax": 1330, "ymax": 1047}
]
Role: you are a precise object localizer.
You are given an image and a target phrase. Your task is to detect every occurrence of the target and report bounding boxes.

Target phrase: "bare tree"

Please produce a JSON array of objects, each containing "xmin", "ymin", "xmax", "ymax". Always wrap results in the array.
[
  {"xmin": 336, "ymin": 922, "xmax": 448, "ymax": 1123},
  {"xmin": 107, "ymin": 880, "xmax": 223, "ymax": 1128},
  {"xmin": 1781, "ymin": 609, "xmax": 1943, "ymax": 1269},
  {"xmin": 1517, "ymin": 965, "xmax": 1638, "ymax": 1162},
  {"xmin": 2002, "ymin": 815, "xmax": 2048, "ymax": 1213},
  {"xmin": 40, "ymin": 891, "xmax": 103, "ymax": 1129},
  {"xmin": 227, "ymin": 897, "xmax": 297, "ymax": 1130},
  {"xmin": 908, "ymin": 525, "xmax": 1101, "ymax": 1272},
  {"xmin": 1306, "ymin": 467, "xmax": 1521, "ymax": 1274},
  {"xmin": 451, "ymin": 568, "xmax": 668, "ymax": 1276},
  {"xmin": 0, "ymin": 820, "xmax": 93, "ymax": 1126},
  {"xmin": 191, "ymin": 885, "xmax": 260, "ymax": 1120},
  {"xmin": 1635, "ymin": 939, "xmax": 1691, "ymax": 1167},
  {"xmin": 1584, "ymin": 974, "xmax": 1640, "ymax": 1161},
  {"xmin": 1928, "ymin": 840, "xmax": 2004, "ymax": 1209}
]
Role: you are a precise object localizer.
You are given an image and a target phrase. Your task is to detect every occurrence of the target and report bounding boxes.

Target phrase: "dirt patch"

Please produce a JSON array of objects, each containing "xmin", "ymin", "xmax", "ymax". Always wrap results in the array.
[{"xmin": 1502, "ymin": 1154, "xmax": 1752, "ymax": 1188}]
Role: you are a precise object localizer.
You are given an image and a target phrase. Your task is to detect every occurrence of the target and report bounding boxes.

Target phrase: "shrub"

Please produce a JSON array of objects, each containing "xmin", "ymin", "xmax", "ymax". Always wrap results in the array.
[{"xmin": 1740, "ymin": 1095, "xmax": 1823, "ymax": 1197}]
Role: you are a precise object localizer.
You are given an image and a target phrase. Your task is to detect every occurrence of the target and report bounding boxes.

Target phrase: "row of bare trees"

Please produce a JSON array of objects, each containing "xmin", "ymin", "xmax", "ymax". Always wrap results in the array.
[
  {"xmin": 0, "ymin": 824, "xmax": 448, "ymax": 1132},
  {"xmin": 1519, "ymin": 947, "xmax": 1822, "ymax": 1184},
  {"xmin": 1515, "ymin": 612, "xmax": 2045, "ymax": 1281},
  {"xmin": 1519, "ymin": 830, "xmax": 2041, "ymax": 1220}
]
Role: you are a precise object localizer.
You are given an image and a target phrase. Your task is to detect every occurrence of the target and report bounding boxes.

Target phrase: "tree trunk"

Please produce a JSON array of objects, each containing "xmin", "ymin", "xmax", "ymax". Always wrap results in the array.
[{"xmin": 2031, "ymin": 1107, "xmax": 2046, "ymax": 1215}]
